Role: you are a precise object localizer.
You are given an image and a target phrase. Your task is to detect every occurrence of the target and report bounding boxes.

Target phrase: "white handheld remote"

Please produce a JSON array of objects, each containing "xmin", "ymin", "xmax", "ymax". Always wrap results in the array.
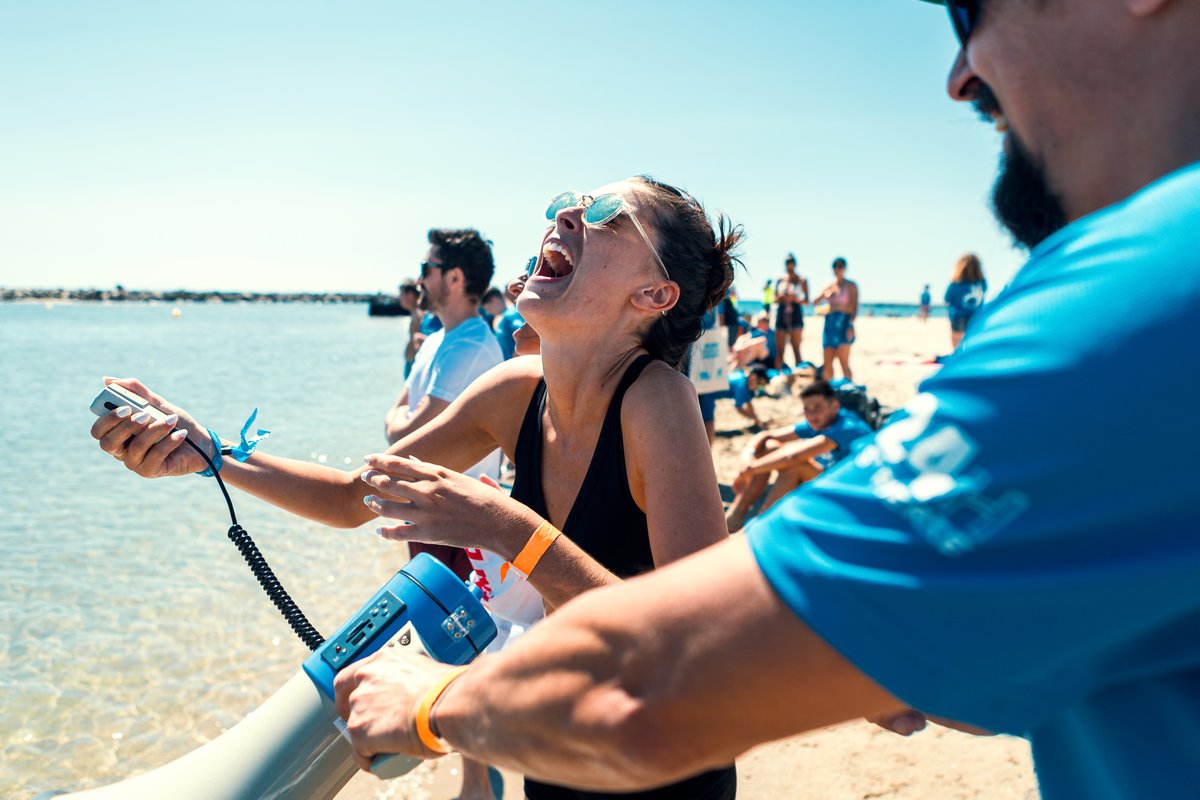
[{"xmin": 90, "ymin": 383, "xmax": 171, "ymax": 423}]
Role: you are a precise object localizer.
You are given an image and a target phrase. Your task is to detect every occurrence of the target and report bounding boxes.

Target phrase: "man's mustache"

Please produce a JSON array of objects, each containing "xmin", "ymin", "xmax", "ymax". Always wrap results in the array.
[{"xmin": 973, "ymin": 82, "xmax": 1002, "ymax": 123}]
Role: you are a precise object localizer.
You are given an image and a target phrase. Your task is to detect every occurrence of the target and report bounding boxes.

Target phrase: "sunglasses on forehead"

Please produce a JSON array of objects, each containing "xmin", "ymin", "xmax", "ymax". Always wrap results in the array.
[
  {"xmin": 544, "ymin": 190, "xmax": 671, "ymax": 281},
  {"xmin": 946, "ymin": 0, "xmax": 981, "ymax": 46}
]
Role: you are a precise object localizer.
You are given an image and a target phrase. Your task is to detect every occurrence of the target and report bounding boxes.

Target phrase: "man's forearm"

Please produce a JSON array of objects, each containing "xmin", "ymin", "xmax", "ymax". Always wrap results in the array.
[{"xmin": 434, "ymin": 538, "xmax": 903, "ymax": 790}]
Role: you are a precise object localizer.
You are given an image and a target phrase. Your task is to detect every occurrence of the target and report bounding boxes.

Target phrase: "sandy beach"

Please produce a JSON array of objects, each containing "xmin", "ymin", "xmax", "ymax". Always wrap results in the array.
[{"xmin": 338, "ymin": 316, "xmax": 1038, "ymax": 800}]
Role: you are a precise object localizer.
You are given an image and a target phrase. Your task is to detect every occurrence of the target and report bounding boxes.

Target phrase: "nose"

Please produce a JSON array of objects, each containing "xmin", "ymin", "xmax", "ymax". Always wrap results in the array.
[
  {"xmin": 946, "ymin": 48, "xmax": 979, "ymax": 103},
  {"xmin": 554, "ymin": 205, "xmax": 584, "ymax": 232}
]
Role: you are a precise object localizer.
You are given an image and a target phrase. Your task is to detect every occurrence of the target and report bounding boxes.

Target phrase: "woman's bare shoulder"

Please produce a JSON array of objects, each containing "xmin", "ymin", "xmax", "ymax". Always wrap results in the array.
[
  {"xmin": 473, "ymin": 355, "xmax": 544, "ymax": 399},
  {"xmin": 622, "ymin": 361, "xmax": 700, "ymax": 433}
]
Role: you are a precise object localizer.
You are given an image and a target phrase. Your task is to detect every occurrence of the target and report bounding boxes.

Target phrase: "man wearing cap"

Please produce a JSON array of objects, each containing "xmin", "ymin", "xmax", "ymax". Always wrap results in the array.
[{"xmin": 336, "ymin": 2, "xmax": 1200, "ymax": 797}]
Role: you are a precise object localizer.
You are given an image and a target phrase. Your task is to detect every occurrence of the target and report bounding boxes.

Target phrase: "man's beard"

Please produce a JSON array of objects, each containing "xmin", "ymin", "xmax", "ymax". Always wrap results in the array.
[{"xmin": 974, "ymin": 84, "xmax": 1069, "ymax": 249}]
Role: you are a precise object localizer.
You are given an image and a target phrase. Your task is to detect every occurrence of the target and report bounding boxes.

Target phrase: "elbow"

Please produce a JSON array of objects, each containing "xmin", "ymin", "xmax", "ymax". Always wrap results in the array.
[
  {"xmin": 593, "ymin": 699, "xmax": 714, "ymax": 789},
  {"xmin": 328, "ymin": 478, "xmax": 373, "ymax": 529}
]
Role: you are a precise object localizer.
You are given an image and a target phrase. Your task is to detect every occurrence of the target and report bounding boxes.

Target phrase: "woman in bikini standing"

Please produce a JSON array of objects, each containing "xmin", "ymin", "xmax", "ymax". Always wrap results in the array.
[
  {"xmin": 814, "ymin": 257, "xmax": 858, "ymax": 382},
  {"xmin": 773, "ymin": 253, "xmax": 808, "ymax": 370}
]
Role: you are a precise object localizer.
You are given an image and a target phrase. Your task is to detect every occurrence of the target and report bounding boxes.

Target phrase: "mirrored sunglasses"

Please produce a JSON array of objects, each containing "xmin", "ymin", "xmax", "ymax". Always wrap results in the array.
[
  {"xmin": 543, "ymin": 190, "xmax": 671, "ymax": 281},
  {"xmin": 419, "ymin": 261, "xmax": 455, "ymax": 279}
]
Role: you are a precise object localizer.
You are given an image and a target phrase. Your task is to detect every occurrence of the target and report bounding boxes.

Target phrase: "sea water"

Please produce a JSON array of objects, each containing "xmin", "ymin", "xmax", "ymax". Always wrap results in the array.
[{"xmin": 0, "ymin": 302, "xmax": 417, "ymax": 798}]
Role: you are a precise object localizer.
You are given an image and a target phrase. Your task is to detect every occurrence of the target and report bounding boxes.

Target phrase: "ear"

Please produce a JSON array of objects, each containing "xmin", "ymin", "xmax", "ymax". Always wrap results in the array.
[{"xmin": 630, "ymin": 280, "xmax": 680, "ymax": 316}]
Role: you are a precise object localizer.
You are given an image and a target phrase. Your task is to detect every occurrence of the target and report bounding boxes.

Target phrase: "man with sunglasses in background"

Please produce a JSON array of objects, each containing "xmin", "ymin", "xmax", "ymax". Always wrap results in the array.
[
  {"xmin": 384, "ymin": 228, "xmax": 505, "ymax": 573},
  {"xmin": 337, "ymin": 2, "xmax": 1200, "ymax": 797},
  {"xmin": 382, "ymin": 227, "xmax": 513, "ymax": 800}
]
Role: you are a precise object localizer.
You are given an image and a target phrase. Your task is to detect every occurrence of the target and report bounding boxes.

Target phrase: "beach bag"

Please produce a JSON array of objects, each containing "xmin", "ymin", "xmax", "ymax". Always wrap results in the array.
[
  {"xmin": 831, "ymin": 379, "xmax": 885, "ymax": 430},
  {"xmin": 688, "ymin": 323, "xmax": 730, "ymax": 395}
]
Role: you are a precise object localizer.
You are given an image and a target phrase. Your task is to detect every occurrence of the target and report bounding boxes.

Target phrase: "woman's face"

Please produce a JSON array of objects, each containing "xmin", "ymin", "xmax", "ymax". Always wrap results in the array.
[{"xmin": 518, "ymin": 180, "xmax": 671, "ymax": 332}]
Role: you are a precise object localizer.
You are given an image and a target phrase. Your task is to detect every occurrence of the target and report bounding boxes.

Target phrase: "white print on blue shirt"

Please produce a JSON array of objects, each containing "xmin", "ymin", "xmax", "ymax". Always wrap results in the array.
[{"xmin": 856, "ymin": 393, "xmax": 1030, "ymax": 557}]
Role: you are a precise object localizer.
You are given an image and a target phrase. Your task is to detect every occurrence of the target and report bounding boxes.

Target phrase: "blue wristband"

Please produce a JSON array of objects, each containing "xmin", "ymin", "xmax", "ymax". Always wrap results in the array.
[
  {"xmin": 194, "ymin": 409, "xmax": 271, "ymax": 478},
  {"xmin": 195, "ymin": 429, "xmax": 224, "ymax": 478}
]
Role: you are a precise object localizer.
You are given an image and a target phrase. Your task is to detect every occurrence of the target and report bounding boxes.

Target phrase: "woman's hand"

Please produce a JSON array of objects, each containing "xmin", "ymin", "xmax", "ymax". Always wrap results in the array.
[
  {"xmin": 333, "ymin": 646, "xmax": 460, "ymax": 771},
  {"xmin": 360, "ymin": 454, "xmax": 544, "ymax": 560},
  {"xmin": 89, "ymin": 377, "xmax": 214, "ymax": 478}
]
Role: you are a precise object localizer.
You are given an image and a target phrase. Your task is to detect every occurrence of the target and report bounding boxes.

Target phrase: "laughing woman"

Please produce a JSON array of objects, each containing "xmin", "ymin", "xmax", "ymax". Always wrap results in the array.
[{"xmin": 92, "ymin": 176, "xmax": 742, "ymax": 799}]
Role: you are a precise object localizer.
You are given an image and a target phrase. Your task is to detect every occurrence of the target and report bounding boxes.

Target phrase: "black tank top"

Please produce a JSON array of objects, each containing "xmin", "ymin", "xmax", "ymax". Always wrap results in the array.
[{"xmin": 512, "ymin": 353, "xmax": 737, "ymax": 800}]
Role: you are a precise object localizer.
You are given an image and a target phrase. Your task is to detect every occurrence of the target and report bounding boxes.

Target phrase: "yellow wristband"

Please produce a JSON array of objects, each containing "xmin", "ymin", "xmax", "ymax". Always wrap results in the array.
[
  {"xmin": 512, "ymin": 520, "xmax": 562, "ymax": 578},
  {"xmin": 415, "ymin": 665, "xmax": 469, "ymax": 754}
]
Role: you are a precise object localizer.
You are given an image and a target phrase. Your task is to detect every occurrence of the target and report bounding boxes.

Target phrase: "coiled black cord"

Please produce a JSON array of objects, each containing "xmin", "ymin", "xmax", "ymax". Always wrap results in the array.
[{"xmin": 182, "ymin": 437, "xmax": 325, "ymax": 651}]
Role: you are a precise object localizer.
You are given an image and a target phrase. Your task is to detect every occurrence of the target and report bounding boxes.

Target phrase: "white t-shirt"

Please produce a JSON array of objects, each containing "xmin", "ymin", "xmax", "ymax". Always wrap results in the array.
[{"xmin": 405, "ymin": 316, "xmax": 503, "ymax": 479}]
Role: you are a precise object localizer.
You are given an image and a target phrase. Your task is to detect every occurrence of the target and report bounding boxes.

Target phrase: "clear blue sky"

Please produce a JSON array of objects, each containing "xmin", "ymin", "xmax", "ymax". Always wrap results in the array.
[{"xmin": 0, "ymin": 0, "xmax": 1025, "ymax": 302}]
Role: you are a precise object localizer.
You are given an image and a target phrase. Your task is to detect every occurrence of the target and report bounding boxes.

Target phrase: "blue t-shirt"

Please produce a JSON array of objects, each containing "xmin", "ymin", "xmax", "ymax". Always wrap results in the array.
[
  {"xmin": 419, "ymin": 313, "xmax": 443, "ymax": 335},
  {"xmin": 919, "ymin": 290, "xmax": 931, "ymax": 307},
  {"xmin": 749, "ymin": 328, "xmax": 778, "ymax": 365},
  {"xmin": 944, "ymin": 280, "xmax": 987, "ymax": 319},
  {"xmin": 748, "ymin": 161, "xmax": 1200, "ymax": 800},
  {"xmin": 792, "ymin": 408, "xmax": 872, "ymax": 469},
  {"xmin": 493, "ymin": 306, "xmax": 524, "ymax": 360}
]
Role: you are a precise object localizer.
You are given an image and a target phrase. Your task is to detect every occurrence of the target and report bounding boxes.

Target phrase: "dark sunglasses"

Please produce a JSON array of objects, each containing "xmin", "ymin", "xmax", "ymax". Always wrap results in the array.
[
  {"xmin": 946, "ymin": 0, "xmax": 981, "ymax": 46},
  {"xmin": 419, "ymin": 261, "xmax": 456, "ymax": 279}
]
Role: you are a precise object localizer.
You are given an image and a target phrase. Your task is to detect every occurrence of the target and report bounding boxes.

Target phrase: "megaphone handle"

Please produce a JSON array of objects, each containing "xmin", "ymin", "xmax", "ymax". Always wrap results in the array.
[{"xmin": 370, "ymin": 751, "xmax": 425, "ymax": 779}]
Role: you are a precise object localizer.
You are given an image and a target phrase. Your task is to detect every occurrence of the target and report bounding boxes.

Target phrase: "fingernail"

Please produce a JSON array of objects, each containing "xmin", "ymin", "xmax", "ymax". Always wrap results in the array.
[
  {"xmin": 363, "ymin": 495, "xmax": 378, "ymax": 506},
  {"xmin": 376, "ymin": 527, "xmax": 387, "ymax": 537},
  {"xmin": 115, "ymin": 406, "xmax": 132, "ymax": 419},
  {"xmin": 360, "ymin": 470, "xmax": 375, "ymax": 482},
  {"xmin": 171, "ymin": 429, "xmax": 188, "ymax": 441},
  {"xmin": 132, "ymin": 412, "xmax": 150, "ymax": 424},
  {"xmin": 164, "ymin": 414, "xmax": 179, "ymax": 426}
]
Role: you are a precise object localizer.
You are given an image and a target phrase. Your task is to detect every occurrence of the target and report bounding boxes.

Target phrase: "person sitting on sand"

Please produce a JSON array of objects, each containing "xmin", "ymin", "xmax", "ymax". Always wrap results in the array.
[
  {"xmin": 725, "ymin": 380, "xmax": 871, "ymax": 532},
  {"xmin": 728, "ymin": 311, "xmax": 776, "ymax": 371},
  {"xmin": 91, "ymin": 175, "xmax": 742, "ymax": 800}
]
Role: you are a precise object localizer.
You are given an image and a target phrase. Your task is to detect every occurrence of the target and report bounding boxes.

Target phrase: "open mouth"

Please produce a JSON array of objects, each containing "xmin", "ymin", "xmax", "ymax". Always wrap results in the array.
[{"xmin": 536, "ymin": 240, "xmax": 575, "ymax": 280}]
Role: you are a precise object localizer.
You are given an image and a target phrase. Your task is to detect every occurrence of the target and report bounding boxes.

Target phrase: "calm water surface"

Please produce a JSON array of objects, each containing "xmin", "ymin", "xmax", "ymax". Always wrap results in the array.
[{"xmin": 0, "ymin": 302, "xmax": 425, "ymax": 798}]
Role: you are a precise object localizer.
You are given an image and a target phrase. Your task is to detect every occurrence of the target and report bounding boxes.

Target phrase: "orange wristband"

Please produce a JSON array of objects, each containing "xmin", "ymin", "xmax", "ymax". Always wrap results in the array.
[
  {"xmin": 415, "ymin": 665, "xmax": 469, "ymax": 754},
  {"xmin": 512, "ymin": 520, "xmax": 562, "ymax": 577}
]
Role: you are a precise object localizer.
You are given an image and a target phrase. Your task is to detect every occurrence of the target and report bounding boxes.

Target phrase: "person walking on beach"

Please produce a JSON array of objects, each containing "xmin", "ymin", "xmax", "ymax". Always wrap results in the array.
[
  {"xmin": 944, "ymin": 253, "xmax": 987, "ymax": 348},
  {"xmin": 918, "ymin": 283, "xmax": 932, "ymax": 321},
  {"xmin": 320, "ymin": 3, "xmax": 1200, "ymax": 799},
  {"xmin": 773, "ymin": 254, "xmax": 807, "ymax": 370},
  {"xmin": 814, "ymin": 257, "xmax": 858, "ymax": 381}
]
